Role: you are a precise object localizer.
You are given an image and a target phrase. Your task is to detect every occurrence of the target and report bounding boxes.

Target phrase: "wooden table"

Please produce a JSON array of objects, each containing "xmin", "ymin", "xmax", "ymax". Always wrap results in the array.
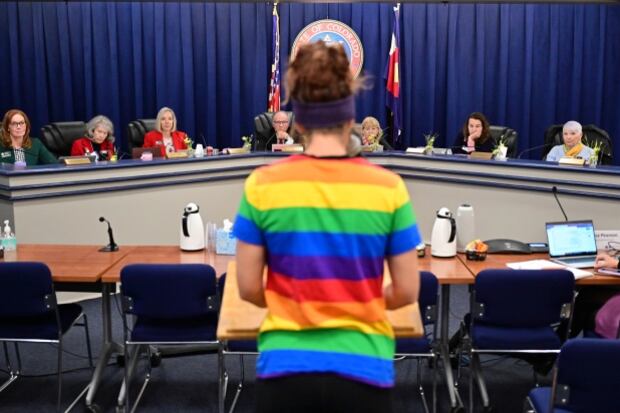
[
  {"xmin": 3, "ymin": 244, "xmax": 128, "ymax": 283},
  {"xmin": 101, "ymin": 246, "xmax": 232, "ymax": 282},
  {"xmin": 458, "ymin": 252, "xmax": 620, "ymax": 286}
]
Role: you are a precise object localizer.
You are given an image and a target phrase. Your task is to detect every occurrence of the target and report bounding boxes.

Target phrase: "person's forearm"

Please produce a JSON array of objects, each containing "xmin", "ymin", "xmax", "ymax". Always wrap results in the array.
[
  {"xmin": 238, "ymin": 284, "xmax": 267, "ymax": 308},
  {"xmin": 383, "ymin": 283, "xmax": 416, "ymax": 310},
  {"xmin": 236, "ymin": 241, "xmax": 268, "ymax": 308}
]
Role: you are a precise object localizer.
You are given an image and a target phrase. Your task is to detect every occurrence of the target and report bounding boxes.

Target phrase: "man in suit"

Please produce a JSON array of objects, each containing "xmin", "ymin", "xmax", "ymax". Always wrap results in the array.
[{"xmin": 272, "ymin": 111, "xmax": 293, "ymax": 144}]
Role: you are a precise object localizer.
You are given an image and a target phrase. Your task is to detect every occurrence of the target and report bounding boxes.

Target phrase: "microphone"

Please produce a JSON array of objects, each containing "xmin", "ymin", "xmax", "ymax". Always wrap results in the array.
[
  {"xmin": 98, "ymin": 216, "xmax": 119, "ymax": 252},
  {"xmin": 551, "ymin": 186, "xmax": 568, "ymax": 221},
  {"xmin": 517, "ymin": 143, "xmax": 552, "ymax": 159}
]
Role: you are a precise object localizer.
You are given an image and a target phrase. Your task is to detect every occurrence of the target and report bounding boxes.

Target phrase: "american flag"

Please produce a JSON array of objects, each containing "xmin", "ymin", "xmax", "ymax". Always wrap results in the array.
[
  {"xmin": 385, "ymin": 3, "xmax": 402, "ymax": 141},
  {"xmin": 267, "ymin": 4, "xmax": 280, "ymax": 112}
]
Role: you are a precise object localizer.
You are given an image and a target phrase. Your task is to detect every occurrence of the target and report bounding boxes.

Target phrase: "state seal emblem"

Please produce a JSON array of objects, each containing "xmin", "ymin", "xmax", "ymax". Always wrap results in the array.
[{"xmin": 291, "ymin": 19, "xmax": 364, "ymax": 78}]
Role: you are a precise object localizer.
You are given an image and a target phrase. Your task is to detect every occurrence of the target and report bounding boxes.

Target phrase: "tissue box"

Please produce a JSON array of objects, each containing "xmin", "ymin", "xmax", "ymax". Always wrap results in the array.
[{"xmin": 216, "ymin": 228, "xmax": 237, "ymax": 255}]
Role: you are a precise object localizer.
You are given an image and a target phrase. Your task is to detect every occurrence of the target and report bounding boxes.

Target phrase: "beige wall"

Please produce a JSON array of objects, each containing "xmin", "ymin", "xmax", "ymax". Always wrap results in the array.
[{"xmin": 4, "ymin": 154, "xmax": 619, "ymax": 245}]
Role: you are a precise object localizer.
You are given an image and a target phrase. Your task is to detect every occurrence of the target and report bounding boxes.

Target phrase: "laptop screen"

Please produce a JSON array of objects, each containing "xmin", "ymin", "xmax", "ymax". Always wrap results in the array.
[{"xmin": 546, "ymin": 220, "xmax": 597, "ymax": 258}]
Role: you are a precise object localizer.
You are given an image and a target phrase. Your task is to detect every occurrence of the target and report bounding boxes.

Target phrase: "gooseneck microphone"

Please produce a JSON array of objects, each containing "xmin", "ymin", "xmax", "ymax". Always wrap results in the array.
[
  {"xmin": 99, "ymin": 216, "xmax": 119, "ymax": 252},
  {"xmin": 551, "ymin": 186, "xmax": 569, "ymax": 221},
  {"xmin": 517, "ymin": 143, "xmax": 552, "ymax": 159}
]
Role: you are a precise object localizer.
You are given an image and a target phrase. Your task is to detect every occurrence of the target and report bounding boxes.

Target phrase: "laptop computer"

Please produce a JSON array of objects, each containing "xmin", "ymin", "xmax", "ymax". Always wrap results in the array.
[{"xmin": 546, "ymin": 220, "xmax": 597, "ymax": 268}]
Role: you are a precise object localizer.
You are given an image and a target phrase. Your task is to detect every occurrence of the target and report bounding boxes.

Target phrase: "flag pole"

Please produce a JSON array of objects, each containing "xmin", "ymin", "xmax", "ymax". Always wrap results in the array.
[{"xmin": 267, "ymin": 2, "xmax": 281, "ymax": 113}]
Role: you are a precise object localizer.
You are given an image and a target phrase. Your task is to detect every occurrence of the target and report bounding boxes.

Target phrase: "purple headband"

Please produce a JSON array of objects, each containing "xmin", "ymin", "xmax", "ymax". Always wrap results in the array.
[{"xmin": 292, "ymin": 95, "xmax": 355, "ymax": 128}]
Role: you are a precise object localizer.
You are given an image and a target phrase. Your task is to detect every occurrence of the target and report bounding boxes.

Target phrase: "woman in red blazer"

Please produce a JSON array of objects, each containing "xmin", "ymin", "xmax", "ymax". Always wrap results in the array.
[
  {"xmin": 143, "ymin": 107, "xmax": 188, "ymax": 157},
  {"xmin": 71, "ymin": 115, "xmax": 116, "ymax": 160}
]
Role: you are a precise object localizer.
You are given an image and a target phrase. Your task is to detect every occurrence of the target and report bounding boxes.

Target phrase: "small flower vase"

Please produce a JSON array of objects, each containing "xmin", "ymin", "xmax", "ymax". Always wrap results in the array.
[
  {"xmin": 423, "ymin": 145, "xmax": 433, "ymax": 155},
  {"xmin": 494, "ymin": 145, "xmax": 508, "ymax": 161},
  {"xmin": 589, "ymin": 155, "xmax": 599, "ymax": 168}
]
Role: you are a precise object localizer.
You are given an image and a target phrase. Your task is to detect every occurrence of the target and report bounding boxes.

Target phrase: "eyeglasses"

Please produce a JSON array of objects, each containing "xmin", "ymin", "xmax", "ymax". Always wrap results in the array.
[
  {"xmin": 273, "ymin": 121, "xmax": 288, "ymax": 125},
  {"xmin": 9, "ymin": 121, "xmax": 26, "ymax": 127}
]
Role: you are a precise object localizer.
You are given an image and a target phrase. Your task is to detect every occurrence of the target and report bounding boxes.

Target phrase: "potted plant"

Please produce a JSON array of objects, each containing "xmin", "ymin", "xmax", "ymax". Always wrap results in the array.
[
  {"xmin": 587, "ymin": 140, "xmax": 602, "ymax": 167},
  {"xmin": 241, "ymin": 135, "xmax": 253, "ymax": 152},
  {"xmin": 183, "ymin": 134, "xmax": 195, "ymax": 157},
  {"xmin": 423, "ymin": 132, "xmax": 438, "ymax": 155},
  {"xmin": 492, "ymin": 137, "xmax": 508, "ymax": 161}
]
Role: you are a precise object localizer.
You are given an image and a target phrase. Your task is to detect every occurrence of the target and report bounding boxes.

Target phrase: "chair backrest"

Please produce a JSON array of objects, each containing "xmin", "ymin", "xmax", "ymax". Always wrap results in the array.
[
  {"xmin": 0, "ymin": 262, "xmax": 54, "ymax": 318},
  {"xmin": 419, "ymin": 271, "xmax": 439, "ymax": 325},
  {"xmin": 542, "ymin": 123, "xmax": 613, "ymax": 164},
  {"xmin": 489, "ymin": 125, "xmax": 518, "ymax": 158},
  {"xmin": 120, "ymin": 264, "xmax": 218, "ymax": 319},
  {"xmin": 551, "ymin": 338, "xmax": 620, "ymax": 413},
  {"xmin": 473, "ymin": 269, "xmax": 574, "ymax": 328},
  {"xmin": 253, "ymin": 111, "xmax": 295, "ymax": 151},
  {"xmin": 40, "ymin": 121, "xmax": 87, "ymax": 157},
  {"xmin": 126, "ymin": 119, "xmax": 157, "ymax": 151},
  {"xmin": 541, "ymin": 124, "xmax": 564, "ymax": 160},
  {"xmin": 583, "ymin": 124, "xmax": 613, "ymax": 165}
]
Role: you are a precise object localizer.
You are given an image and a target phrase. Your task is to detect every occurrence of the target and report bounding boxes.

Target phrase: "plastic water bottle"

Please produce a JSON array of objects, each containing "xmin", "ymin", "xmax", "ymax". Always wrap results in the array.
[
  {"xmin": 456, "ymin": 204, "xmax": 475, "ymax": 253},
  {"xmin": 2, "ymin": 220, "xmax": 16, "ymax": 251}
]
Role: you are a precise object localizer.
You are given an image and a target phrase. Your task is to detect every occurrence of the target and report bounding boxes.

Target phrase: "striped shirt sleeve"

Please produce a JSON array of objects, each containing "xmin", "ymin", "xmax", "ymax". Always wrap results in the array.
[
  {"xmin": 234, "ymin": 172, "xmax": 265, "ymax": 246},
  {"xmin": 385, "ymin": 179, "xmax": 421, "ymax": 256}
]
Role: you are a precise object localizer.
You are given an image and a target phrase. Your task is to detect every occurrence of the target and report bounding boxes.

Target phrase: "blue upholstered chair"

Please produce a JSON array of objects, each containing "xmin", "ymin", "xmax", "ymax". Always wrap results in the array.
[
  {"xmin": 0, "ymin": 262, "xmax": 93, "ymax": 412},
  {"xmin": 525, "ymin": 338, "xmax": 620, "ymax": 413},
  {"xmin": 464, "ymin": 269, "xmax": 575, "ymax": 412},
  {"xmin": 119, "ymin": 264, "xmax": 222, "ymax": 412},
  {"xmin": 395, "ymin": 271, "xmax": 440, "ymax": 413}
]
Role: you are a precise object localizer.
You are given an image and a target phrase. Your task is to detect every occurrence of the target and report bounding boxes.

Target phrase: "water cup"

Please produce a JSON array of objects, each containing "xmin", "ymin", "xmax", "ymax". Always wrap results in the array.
[
  {"xmin": 195, "ymin": 144, "xmax": 205, "ymax": 158},
  {"xmin": 206, "ymin": 222, "xmax": 217, "ymax": 253}
]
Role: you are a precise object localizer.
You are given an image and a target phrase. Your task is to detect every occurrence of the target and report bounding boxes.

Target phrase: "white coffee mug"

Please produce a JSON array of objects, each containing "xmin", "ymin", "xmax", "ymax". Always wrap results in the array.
[{"xmin": 195, "ymin": 144, "xmax": 205, "ymax": 158}]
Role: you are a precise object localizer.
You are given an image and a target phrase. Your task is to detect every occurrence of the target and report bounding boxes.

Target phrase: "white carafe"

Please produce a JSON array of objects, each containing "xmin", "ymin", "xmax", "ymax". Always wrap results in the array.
[
  {"xmin": 431, "ymin": 207, "xmax": 457, "ymax": 258},
  {"xmin": 180, "ymin": 203, "xmax": 205, "ymax": 251},
  {"xmin": 456, "ymin": 204, "xmax": 475, "ymax": 253}
]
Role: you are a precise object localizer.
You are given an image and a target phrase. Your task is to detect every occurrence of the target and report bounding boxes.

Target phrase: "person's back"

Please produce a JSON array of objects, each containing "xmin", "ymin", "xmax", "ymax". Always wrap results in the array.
[
  {"xmin": 236, "ymin": 154, "xmax": 416, "ymax": 385},
  {"xmin": 234, "ymin": 41, "xmax": 420, "ymax": 413}
]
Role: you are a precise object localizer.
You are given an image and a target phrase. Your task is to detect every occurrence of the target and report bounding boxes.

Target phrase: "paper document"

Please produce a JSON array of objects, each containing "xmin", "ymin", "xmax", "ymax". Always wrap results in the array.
[{"xmin": 506, "ymin": 259, "xmax": 592, "ymax": 280}]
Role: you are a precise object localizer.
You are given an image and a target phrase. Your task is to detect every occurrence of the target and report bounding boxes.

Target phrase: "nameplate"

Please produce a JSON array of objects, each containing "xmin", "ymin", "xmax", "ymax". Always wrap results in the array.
[
  {"xmin": 272, "ymin": 144, "xmax": 304, "ymax": 153},
  {"xmin": 227, "ymin": 147, "xmax": 251, "ymax": 155},
  {"xmin": 558, "ymin": 157, "xmax": 585, "ymax": 166},
  {"xmin": 60, "ymin": 156, "xmax": 92, "ymax": 165},
  {"xmin": 406, "ymin": 147, "xmax": 426, "ymax": 154},
  {"xmin": 469, "ymin": 151, "xmax": 493, "ymax": 160},
  {"xmin": 166, "ymin": 150, "xmax": 189, "ymax": 159}
]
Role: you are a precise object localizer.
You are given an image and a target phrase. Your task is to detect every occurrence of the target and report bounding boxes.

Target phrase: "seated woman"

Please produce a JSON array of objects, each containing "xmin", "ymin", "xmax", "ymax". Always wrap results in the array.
[
  {"xmin": 591, "ymin": 252, "xmax": 620, "ymax": 339},
  {"xmin": 360, "ymin": 116, "xmax": 392, "ymax": 150},
  {"xmin": 452, "ymin": 112, "xmax": 494, "ymax": 154},
  {"xmin": 0, "ymin": 109, "xmax": 57, "ymax": 166},
  {"xmin": 71, "ymin": 115, "xmax": 116, "ymax": 160},
  {"xmin": 545, "ymin": 120, "xmax": 594, "ymax": 163},
  {"xmin": 564, "ymin": 251, "xmax": 620, "ymax": 339},
  {"xmin": 143, "ymin": 107, "xmax": 188, "ymax": 157}
]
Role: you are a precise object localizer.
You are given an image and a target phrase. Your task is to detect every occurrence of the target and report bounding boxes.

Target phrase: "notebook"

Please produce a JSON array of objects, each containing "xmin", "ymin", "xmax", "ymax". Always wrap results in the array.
[{"xmin": 546, "ymin": 220, "xmax": 597, "ymax": 268}]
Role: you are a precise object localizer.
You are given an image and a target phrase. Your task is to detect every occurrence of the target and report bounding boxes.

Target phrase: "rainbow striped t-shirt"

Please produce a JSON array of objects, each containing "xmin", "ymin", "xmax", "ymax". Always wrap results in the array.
[{"xmin": 233, "ymin": 154, "xmax": 421, "ymax": 388}]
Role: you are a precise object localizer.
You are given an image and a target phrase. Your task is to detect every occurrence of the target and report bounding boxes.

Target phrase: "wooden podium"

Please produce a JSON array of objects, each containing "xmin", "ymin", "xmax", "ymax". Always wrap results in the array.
[{"xmin": 216, "ymin": 261, "xmax": 424, "ymax": 341}]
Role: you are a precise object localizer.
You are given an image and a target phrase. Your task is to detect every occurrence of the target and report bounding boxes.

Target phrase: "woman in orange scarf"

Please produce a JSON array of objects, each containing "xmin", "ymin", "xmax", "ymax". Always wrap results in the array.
[{"xmin": 545, "ymin": 120, "xmax": 594, "ymax": 162}]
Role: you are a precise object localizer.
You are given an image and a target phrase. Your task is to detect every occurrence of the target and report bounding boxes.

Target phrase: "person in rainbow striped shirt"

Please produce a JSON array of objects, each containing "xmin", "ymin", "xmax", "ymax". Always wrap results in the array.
[{"xmin": 234, "ymin": 41, "xmax": 421, "ymax": 413}]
